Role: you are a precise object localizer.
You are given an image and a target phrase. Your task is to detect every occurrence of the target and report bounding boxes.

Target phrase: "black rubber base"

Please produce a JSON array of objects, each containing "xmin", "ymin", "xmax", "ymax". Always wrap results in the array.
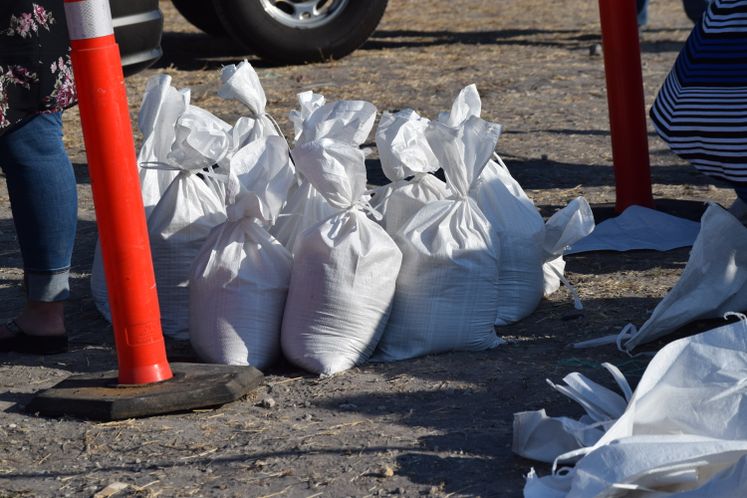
[{"xmin": 26, "ymin": 363, "xmax": 264, "ymax": 421}]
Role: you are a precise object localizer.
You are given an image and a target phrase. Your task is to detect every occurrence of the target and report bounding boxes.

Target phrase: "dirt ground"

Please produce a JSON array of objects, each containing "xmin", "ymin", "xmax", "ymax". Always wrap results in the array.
[{"xmin": 0, "ymin": 0, "xmax": 737, "ymax": 496}]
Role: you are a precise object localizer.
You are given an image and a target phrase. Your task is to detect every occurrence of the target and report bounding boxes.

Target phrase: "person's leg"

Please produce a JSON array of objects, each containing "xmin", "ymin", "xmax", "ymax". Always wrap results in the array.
[
  {"xmin": 637, "ymin": 0, "xmax": 649, "ymax": 27},
  {"xmin": 729, "ymin": 185, "xmax": 747, "ymax": 221},
  {"xmin": 0, "ymin": 112, "xmax": 77, "ymax": 345},
  {"xmin": 682, "ymin": 0, "xmax": 711, "ymax": 23}
]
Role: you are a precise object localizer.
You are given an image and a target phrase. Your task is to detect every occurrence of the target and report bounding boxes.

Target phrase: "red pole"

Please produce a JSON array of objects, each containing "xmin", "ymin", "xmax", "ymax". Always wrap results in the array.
[
  {"xmin": 598, "ymin": 0, "xmax": 655, "ymax": 212},
  {"xmin": 64, "ymin": 0, "xmax": 172, "ymax": 384}
]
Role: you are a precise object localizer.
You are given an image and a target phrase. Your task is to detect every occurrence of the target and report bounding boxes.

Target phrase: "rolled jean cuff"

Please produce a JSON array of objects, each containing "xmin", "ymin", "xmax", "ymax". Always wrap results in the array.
[{"xmin": 24, "ymin": 269, "xmax": 70, "ymax": 302}]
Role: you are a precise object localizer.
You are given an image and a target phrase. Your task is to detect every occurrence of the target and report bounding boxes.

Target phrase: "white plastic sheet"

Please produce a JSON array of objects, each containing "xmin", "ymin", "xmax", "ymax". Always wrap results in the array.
[
  {"xmin": 281, "ymin": 138, "xmax": 402, "ymax": 375},
  {"xmin": 575, "ymin": 203, "xmax": 747, "ymax": 352},
  {"xmin": 522, "ymin": 317, "xmax": 747, "ymax": 497},
  {"xmin": 373, "ymin": 116, "xmax": 504, "ymax": 362},
  {"xmin": 513, "ymin": 362, "xmax": 631, "ymax": 463},
  {"xmin": 566, "ymin": 205, "xmax": 700, "ymax": 255},
  {"xmin": 189, "ymin": 137, "xmax": 294, "ymax": 369},
  {"xmin": 371, "ymin": 109, "xmax": 448, "ymax": 236}
]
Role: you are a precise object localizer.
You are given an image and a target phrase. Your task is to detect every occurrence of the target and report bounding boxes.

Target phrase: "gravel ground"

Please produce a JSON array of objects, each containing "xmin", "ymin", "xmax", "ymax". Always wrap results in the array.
[{"xmin": 0, "ymin": 1, "xmax": 736, "ymax": 496}]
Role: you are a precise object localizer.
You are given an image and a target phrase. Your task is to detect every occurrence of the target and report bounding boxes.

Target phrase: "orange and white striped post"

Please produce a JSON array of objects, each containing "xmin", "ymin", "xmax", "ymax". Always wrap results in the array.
[{"xmin": 63, "ymin": 0, "xmax": 172, "ymax": 385}]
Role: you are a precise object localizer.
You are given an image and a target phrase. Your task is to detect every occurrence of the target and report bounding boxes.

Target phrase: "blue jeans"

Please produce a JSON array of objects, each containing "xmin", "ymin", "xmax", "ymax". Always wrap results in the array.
[
  {"xmin": 0, "ymin": 112, "xmax": 77, "ymax": 302},
  {"xmin": 735, "ymin": 186, "xmax": 747, "ymax": 205}
]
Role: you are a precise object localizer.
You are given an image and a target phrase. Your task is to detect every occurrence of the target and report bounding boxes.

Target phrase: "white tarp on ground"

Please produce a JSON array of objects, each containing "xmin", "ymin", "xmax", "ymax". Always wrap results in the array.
[
  {"xmin": 566, "ymin": 205, "xmax": 701, "ymax": 255},
  {"xmin": 574, "ymin": 203, "xmax": 747, "ymax": 352},
  {"xmin": 518, "ymin": 317, "xmax": 747, "ymax": 497}
]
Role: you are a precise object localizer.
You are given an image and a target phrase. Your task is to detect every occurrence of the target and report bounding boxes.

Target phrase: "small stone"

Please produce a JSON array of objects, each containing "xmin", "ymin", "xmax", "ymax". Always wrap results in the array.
[
  {"xmin": 259, "ymin": 397, "xmax": 277, "ymax": 409},
  {"xmin": 92, "ymin": 482, "xmax": 128, "ymax": 498},
  {"xmin": 382, "ymin": 465, "xmax": 395, "ymax": 478},
  {"xmin": 8, "ymin": 424, "xmax": 16, "ymax": 429},
  {"xmin": 562, "ymin": 310, "xmax": 585, "ymax": 321},
  {"xmin": 302, "ymin": 413, "xmax": 313, "ymax": 421},
  {"xmin": 589, "ymin": 43, "xmax": 602, "ymax": 56},
  {"xmin": 427, "ymin": 486, "xmax": 440, "ymax": 495}
]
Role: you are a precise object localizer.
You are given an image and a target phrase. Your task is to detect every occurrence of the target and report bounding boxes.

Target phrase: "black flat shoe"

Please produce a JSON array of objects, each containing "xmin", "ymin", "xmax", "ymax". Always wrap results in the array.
[{"xmin": 0, "ymin": 320, "xmax": 68, "ymax": 355}]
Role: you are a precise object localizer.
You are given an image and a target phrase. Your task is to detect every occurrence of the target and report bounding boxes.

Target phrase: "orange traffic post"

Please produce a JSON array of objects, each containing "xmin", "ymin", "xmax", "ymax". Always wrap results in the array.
[
  {"xmin": 598, "ymin": 0, "xmax": 655, "ymax": 212},
  {"xmin": 64, "ymin": 0, "xmax": 171, "ymax": 385},
  {"xmin": 26, "ymin": 0, "xmax": 265, "ymax": 421}
]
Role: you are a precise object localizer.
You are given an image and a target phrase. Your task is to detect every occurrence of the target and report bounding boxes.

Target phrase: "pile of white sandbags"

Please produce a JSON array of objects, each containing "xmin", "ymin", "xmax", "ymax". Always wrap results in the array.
[{"xmin": 91, "ymin": 62, "xmax": 592, "ymax": 374}]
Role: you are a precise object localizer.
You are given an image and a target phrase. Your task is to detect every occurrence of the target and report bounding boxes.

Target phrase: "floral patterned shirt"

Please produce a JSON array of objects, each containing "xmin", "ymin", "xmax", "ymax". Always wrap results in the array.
[{"xmin": 0, "ymin": 0, "xmax": 76, "ymax": 135}]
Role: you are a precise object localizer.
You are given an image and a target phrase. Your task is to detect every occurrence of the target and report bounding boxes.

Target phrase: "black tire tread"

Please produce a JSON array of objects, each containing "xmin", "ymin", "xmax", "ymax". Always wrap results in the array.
[
  {"xmin": 171, "ymin": 0, "xmax": 226, "ymax": 36},
  {"xmin": 213, "ymin": 0, "xmax": 388, "ymax": 64}
]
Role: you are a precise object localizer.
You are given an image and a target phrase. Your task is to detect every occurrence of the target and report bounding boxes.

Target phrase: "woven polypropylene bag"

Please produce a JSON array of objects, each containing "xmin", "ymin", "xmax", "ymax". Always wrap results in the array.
[
  {"xmin": 374, "ymin": 116, "xmax": 504, "ymax": 362},
  {"xmin": 281, "ymin": 139, "xmax": 402, "ymax": 375}
]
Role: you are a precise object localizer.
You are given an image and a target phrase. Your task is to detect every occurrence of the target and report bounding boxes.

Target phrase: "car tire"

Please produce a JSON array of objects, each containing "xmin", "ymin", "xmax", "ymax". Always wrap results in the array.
[
  {"xmin": 212, "ymin": 0, "xmax": 388, "ymax": 64},
  {"xmin": 110, "ymin": 0, "xmax": 163, "ymax": 76},
  {"xmin": 170, "ymin": 0, "xmax": 226, "ymax": 36}
]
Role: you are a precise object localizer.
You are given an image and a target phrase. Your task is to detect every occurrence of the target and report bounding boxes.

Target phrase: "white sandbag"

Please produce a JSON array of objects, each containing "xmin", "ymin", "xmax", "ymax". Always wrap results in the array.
[
  {"xmin": 281, "ymin": 138, "xmax": 402, "ymax": 375},
  {"xmin": 436, "ymin": 83, "xmax": 548, "ymax": 325},
  {"xmin": 138, "ymin": 74, "xmax": 190, "ymax": 212},
  {"xmin": 217, "ymin": 60, "xmax": 280, "ymax": 148},
  {"xmin": 541, "ymin": 197, "xmax": 594, "ymax": 305},
  {"xmin": 599, "ymin": 316, "xmax": 747, "ymax": 446},
  {"xmin": 189, "ymin": 137, "xmax": 294, "ymax": 369},
  {"xmin": 271, "ymin": 97, "xmax": 377, "ymax": 252},
  {"xmin": 373, "ymin": 116, "xmax": 504, "ymax": 362},
  {"xmin": 371, "ymin": 109, "xmax": 448, "ymax": 236},
  {"xmin": 474, "ymin": 158, "xmax": 546, "ymax": 325},
  {"xmin": 270, "ymin": 180, "xmax": 337, "ymax": 253},
  {"xmin": 148, "ymin": 105, "xmax": 231, "ymax": 339},
  {"xmin": 288, "ymin": 91, "xmax": 326, "ymax": 142},
  {"xmin": 522, "ymin": 317, "xmax": 747, "ymax": 497},
  {"xmin": 92, "ymin": 75, "xmax": 189, "ymax": 323},
  {"xmin": 294, "ymin": 99, "xmax": 377, "ymax": 146},
  {"xmin": 437, "ymin": 83, "xmax": 482, "ymax": 127}
]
